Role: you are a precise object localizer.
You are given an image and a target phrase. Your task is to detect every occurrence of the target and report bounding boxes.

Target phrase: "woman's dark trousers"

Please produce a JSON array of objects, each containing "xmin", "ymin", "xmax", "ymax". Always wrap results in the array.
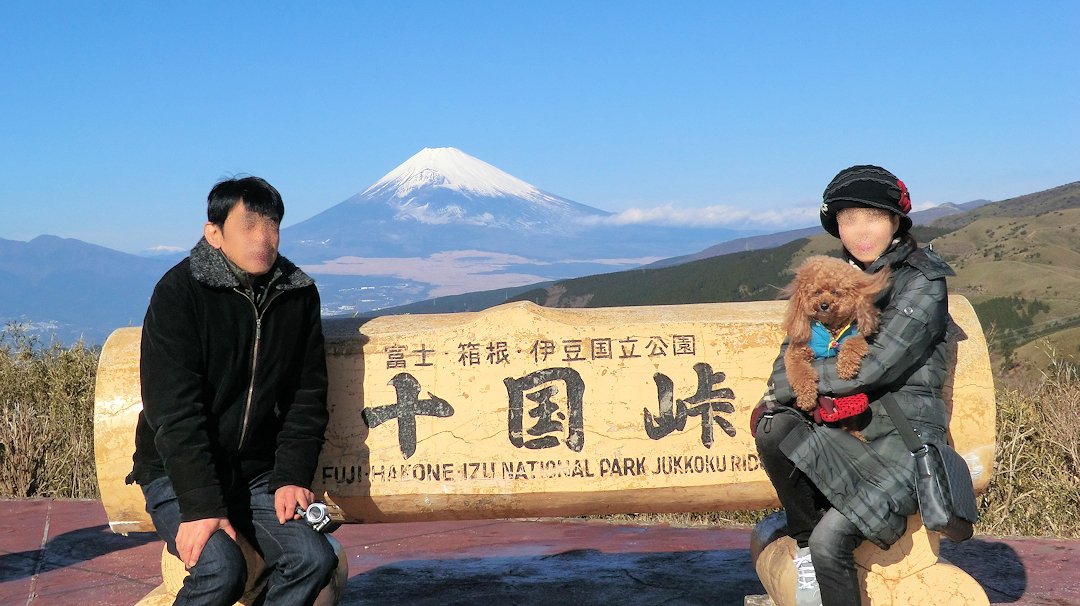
[{"xmin": 756, "ymin": 408, "xmax": 865, "ymax": 606}]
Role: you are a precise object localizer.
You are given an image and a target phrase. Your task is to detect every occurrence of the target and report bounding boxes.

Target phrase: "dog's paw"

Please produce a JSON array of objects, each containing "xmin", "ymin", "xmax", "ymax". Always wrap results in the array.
[
  {"xmin": 835, "ymin": 358, "xmax": 859, "ymax": 379},
  {"xmin": 792, "ymin": 385, "xmax": 818, "ymax": 411},
  {"xmin": 836, "ymin": 337, "xmax": 868, "ymax": 379}
]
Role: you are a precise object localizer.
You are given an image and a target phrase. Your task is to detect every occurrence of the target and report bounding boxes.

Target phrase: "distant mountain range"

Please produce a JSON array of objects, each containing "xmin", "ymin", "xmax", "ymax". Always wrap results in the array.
[
  {"xmin": 283, "ymin": 147, "xmax": 614, "ymax": 260},
  {"xmin": 282, "ymin": 147, "xmax": 761, "ymax": 264},
  {"xmin": 0, "ymin": 236, "xmax": 171, "ymax": 344},
  {"xmin": 364, "ymin": 198, "xmax": 996, "ymax": 317},
  {"xmin": 500, "ymin": 189, "xmax": 1065, "ymax": 310},
  {"xmin": 0, "ymin": 148, "xmax": 760, "ymax": 341}
]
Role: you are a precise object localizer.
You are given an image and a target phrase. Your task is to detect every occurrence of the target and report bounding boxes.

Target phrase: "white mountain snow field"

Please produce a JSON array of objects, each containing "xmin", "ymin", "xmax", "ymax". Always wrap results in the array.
[{"xmin": 364, "ymin": 147, "xmax": 563, "ymax": 202}]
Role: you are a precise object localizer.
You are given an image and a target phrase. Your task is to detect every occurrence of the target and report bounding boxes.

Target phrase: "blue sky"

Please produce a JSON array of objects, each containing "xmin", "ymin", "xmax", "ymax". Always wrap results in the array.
[{"xmin": 1, "ymin": 1, "xmax": 1077, "ymax": 254}]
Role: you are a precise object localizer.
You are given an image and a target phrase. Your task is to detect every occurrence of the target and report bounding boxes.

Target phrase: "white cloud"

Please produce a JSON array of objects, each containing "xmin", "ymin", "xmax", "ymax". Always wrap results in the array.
[
  {"xmin": 579, "ymin": 203, "xmax": 820, "ymax": 229},
  {"xmin": 146, "ymin": 245, "xmax": 186, "ymax": 253},
  {"xmin": 912, "ymin": 200, "xmax": 942, "ymax": 212}
]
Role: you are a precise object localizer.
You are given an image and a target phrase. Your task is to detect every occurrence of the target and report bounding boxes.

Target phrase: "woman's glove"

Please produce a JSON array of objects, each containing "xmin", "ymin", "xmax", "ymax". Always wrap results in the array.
[{"xmin": 814, "ymin": 393, "xmax": 869, "ymax": 423}]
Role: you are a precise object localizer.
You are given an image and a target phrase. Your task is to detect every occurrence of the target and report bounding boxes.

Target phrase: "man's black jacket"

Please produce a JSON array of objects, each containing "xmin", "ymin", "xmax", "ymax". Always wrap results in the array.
[{"xmin": 130, "ymin": 238, "xmax": 329, "ymax": 522}]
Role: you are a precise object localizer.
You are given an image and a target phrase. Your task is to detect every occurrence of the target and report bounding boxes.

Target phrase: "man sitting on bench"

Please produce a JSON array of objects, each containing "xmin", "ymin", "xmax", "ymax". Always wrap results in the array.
[{"xmin": 127, "ymin": 176, "xmax": 337, "ymax": 606}]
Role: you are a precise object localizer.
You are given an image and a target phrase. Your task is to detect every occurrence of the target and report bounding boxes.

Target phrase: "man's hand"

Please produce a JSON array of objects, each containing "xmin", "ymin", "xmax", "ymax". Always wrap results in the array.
[
  {"xmin": 275, "ymin": 485, "xmax": 315, "ymax": 524},
  {"xmin": 176, "ymin": 517, "xmax": 237, "ymax": 569}
]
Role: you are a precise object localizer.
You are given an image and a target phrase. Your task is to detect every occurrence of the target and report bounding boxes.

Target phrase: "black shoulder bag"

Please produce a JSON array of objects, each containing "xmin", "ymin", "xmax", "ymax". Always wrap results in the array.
[{"xmin": 880, "ymin": 396, "xmax": 979, "ymax": 542}]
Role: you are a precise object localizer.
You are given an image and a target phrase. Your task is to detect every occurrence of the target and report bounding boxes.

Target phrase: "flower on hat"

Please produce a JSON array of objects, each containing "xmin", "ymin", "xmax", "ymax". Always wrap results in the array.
[{"xmin": 897, "ymin": 179, "xmax": 911, "ymax": 213}]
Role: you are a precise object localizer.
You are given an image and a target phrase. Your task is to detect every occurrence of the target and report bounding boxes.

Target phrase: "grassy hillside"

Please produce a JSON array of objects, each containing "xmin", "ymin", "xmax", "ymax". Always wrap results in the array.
[
  {"xmin": 1012, "ymin": 326, "xmax": 1080, "ymax": 372},
  {"xmin": 929, "ymin": 180, "xmax": 1080, "ymax": 231},
  {"xmin": 933, "ymin": 206, "xmax": 1080, "ymax": 370},
  {"xmin": 368, "ymin": 281, "xmax": 555, "ymax": 317}
]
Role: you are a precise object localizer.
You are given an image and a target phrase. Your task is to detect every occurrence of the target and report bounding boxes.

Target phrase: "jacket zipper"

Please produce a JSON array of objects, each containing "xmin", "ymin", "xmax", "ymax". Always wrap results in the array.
[{"xmin": 236, "ymin": 285, "xmax": 284, "ymax": 451}]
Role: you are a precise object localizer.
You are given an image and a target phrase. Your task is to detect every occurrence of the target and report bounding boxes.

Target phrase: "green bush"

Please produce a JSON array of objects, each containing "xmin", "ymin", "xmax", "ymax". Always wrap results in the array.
[
  {"xmin": 973, "ymin": 296, "xmax": 1049, "ymax": 335},
  {"xmin": 973, "ymin": 296, "xmax": 1052, "ymax": 357},
  {"xmin": 0, "ymin": 323, "xmax": 99, "ymax": 498}
]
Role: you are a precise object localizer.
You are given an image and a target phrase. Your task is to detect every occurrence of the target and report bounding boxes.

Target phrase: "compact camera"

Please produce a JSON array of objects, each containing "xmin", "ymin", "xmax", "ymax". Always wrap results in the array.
[{"xmin": 295, "ymin": 502, "xmax": 339, "ymax": 533}]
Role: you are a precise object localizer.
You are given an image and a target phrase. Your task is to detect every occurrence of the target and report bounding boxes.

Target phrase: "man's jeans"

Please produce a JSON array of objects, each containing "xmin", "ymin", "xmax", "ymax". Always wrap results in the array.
[
  {"xmin": 142, "ymin": 472, "xmax": 337, "ymax": 606},
  {"xmin": 756, "ymin": 408, "xmax": 865, "ymax": 606}
]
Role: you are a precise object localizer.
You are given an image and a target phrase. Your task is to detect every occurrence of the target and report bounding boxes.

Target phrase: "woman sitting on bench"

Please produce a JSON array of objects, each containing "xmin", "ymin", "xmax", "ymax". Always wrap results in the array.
[{"xmin": 752, "ymin": 165, "xmax": 955, "ymax": 606}]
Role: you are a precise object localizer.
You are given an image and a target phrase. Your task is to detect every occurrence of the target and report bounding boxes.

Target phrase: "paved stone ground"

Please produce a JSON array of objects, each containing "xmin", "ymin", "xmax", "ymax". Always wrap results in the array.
[{"xmin": 3, "ymin": 499, "xmax": 1079, "ymax": 605}]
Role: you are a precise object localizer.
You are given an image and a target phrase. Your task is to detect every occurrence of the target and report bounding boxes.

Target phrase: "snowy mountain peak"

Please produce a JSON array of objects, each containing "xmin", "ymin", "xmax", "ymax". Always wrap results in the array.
[
  {"xmin": 284, "ymin": 147, "xmax": 611, "ymax": 239},
  {"xmin": 364, "ymin": 147, "xmax": 545, "ymax": 200}
]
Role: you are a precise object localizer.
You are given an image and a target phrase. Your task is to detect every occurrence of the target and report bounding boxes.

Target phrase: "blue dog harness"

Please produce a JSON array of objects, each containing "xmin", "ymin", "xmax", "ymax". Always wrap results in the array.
[{"xmin": 808, "ymin": 320, "xmax": 858, "ymax": 358}]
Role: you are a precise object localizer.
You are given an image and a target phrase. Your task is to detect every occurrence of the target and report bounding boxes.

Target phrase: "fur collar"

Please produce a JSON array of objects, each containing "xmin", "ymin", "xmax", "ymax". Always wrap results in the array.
[
  {"xmin": 865, "ymin": 237, "xmax": 916, "ymax": 274},
  {"xmin": 188, "ymin": 237, "xmax": 314, "ymax": 291}
]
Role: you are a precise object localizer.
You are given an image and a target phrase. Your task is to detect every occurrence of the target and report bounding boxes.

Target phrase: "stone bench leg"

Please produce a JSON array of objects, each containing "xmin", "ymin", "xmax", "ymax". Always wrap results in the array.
[
  {"xmin": 133, "ymin": 532, "xmax": 349, "ymax": 606},
  {"xmin": 752, "ymin": 512, "xmax": 988, "ymax": 606}
]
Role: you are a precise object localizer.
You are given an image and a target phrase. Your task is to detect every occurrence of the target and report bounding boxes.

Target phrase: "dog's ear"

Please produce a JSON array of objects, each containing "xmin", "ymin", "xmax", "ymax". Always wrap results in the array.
[
  {"xmin": 779, "ymin": 278, "xmax": 797, "ymax": 301},
  {"xmin": 859, "ymin": 267, "xmax": 891, "ymax": 298},
  {"xmin": 855, "ymin": 293, "xmax": 880, "ymax": 335},
  {"xmin": 854, "ymin": 268, "xmax": 890, "ymax": 335},
  {"xmin": 782, "ymin": 277, "xmax": 812, "ymax": 345},
  {"xmin": 780, "ymin": 257, "xmax": 812, "ymax": 300}
]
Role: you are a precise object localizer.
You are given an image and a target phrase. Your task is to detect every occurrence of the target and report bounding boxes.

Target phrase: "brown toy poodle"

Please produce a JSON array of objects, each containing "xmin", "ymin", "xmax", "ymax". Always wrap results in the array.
[{"xmin": 781, "ymin": 255, "xmax": 890, "ymax": 413}]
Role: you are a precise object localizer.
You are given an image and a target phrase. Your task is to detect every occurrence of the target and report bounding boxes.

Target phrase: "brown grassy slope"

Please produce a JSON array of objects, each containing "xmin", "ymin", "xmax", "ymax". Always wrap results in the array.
[
  {"xmin": 931, "ymin": 208, "xmax": 1080, "ymax": 370},
  {"xmin": 979, "ymin": 362, "xmax": 1080, "ymax": 537},
  {"xmin": 1013, "ymin": 330, "xmax": 1080, "ymax": 374},
  {"xmin": 930, "ymin": 180, "xmax": 1080, "ymax": 231}
]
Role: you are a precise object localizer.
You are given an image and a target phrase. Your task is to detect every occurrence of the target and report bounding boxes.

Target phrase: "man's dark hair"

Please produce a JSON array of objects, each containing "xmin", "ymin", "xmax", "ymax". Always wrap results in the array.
[{"xmin": 207, "ymin": 176, "xmax": 285, "ymax": 227}]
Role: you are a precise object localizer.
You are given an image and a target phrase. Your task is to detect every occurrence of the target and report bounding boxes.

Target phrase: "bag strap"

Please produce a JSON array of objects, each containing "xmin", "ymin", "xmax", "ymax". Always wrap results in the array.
[{"xmin": 878, "ymin": 393, "xmax": 927, "ymax": 454}]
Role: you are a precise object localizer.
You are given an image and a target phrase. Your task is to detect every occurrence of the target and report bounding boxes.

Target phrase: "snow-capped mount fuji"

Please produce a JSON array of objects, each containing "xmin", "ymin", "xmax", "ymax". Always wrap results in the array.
[
  {"xmin": 356, "ymin": 147, "xmax": 610, "ymax": 229},
  {"xmin": 282, "ymin": 148, "xmax": 612, "ymax": 261},
  {"xmin": 369, "ymin": 147, "xmax": 545, "ymax": 200}
]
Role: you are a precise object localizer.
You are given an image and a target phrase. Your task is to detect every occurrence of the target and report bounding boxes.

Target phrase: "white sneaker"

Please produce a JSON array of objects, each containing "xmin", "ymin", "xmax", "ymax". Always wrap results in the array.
[{"xmin": 793, "ymin": 546, "xmax": 822, "ymax": 606}]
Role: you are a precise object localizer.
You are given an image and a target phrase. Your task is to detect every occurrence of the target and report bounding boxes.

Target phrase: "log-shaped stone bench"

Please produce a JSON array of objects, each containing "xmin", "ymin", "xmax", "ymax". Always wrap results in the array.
[
  {"xmin": 751, "ymin": 512, "xmax": 988, "ymax": 606},
  {"xmin": 94, "ymin": 298, "xmax": 994, "ymax": 605}
]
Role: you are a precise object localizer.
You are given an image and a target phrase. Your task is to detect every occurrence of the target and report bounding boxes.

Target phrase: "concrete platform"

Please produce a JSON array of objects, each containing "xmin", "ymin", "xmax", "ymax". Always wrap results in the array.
[{"xmin": 2, "ymin": 499, "xmax": 1078, "ymax": 606}]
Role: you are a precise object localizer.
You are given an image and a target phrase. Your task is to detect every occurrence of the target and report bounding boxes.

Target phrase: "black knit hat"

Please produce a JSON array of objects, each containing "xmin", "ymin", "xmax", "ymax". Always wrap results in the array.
[{"xmin": 820, "ymin": 165, "xmax": 913, "ymax": 238}]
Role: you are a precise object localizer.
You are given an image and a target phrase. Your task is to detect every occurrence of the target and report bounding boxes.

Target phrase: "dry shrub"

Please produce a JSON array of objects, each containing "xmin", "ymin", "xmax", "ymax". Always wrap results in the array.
[
  {"xmin": 0, "ymin": 323, "xmax": 99, "ymax": 498},
  {"xmin": 978, "ymin": 355, "xmax": 1080, "ymax": 537},
  {"xmin": 595, "ymin": 509, "xmax": 777, "ymax": 528}
]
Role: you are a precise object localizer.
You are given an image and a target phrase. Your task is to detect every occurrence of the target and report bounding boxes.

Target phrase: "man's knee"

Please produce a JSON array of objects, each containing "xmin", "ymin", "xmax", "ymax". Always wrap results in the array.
[
  {"xmin": 299, "ymin": 531, "xmax": 338, "ymax": 581},
  {"xmin": 184, "ymin": 532, "xmax": 248, "ymax": 601},
  {"xmin": 270, "ymin": 525, "xmax": 337, "ymax": 584}
]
